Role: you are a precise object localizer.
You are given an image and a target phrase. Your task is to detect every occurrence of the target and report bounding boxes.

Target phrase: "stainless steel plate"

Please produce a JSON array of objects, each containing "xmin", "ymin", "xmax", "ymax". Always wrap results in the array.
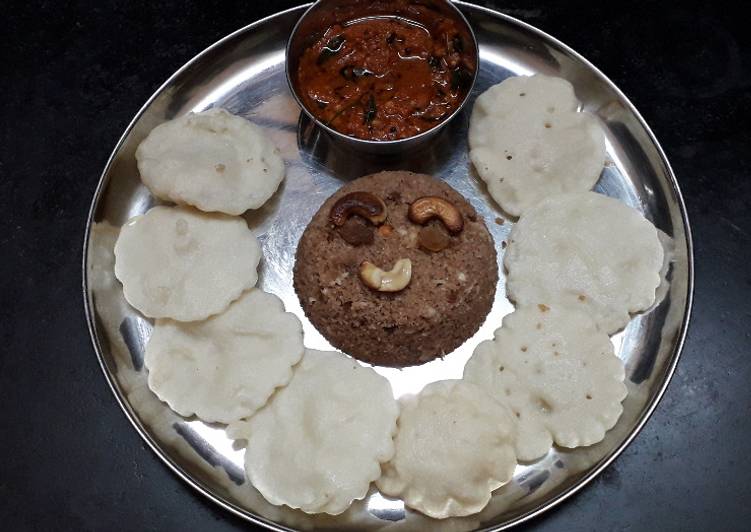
[{"xmin": 83, "ymin": 3, "xmax": 693, "ymax": 530}]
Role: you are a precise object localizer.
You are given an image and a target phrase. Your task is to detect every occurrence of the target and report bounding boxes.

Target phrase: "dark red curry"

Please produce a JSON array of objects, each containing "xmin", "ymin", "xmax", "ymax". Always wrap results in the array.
[{"xmin": 296, "ymin": 8, "xmax": 476, "ymax": 141}]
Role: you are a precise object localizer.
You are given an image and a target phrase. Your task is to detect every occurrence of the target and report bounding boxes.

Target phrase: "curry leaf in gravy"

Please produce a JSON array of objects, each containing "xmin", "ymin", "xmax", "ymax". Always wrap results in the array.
[
  {"xmin": 317, "ymin": 35, "xmax": 345, "ymax": 65},
  {"xmin": 451, "ymin": 35, "xmax": 464, "ymax": 53},
  {"xmin": 364, "ymin": 94, "xmax": 377, "ymax": 124},
  {"xmin": 451, "ymin": 67, "xmax": 473, "ymax": 92},
  {"xmin": 340, "ymin": 66, "xmax": 373, "ymax": 81},
  {"xmin": 325, "ymin": 100, "xmax": 358, "ymax": 127}
]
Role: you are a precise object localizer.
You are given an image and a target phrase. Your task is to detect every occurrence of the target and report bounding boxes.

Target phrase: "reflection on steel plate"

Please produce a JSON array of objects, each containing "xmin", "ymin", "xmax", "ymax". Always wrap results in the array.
[{"xmin": 84, "ymin": 3, "xmax": 692, "ymax": 531}]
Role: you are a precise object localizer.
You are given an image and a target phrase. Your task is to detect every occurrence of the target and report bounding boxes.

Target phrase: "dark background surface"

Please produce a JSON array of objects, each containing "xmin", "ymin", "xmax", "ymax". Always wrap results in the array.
[{"xmin": 2, "ymin": 1, "xmax": 750, "ymax": 530}]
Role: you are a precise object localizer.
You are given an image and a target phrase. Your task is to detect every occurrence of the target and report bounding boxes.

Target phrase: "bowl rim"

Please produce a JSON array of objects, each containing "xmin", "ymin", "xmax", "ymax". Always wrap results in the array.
[
  {"xmin": 284, "ymin": 0, "xmax": 480, "ymax": 146},
  {"xmin": 82, "ymin": 2, "xmax": 694, "ymax": 531}
]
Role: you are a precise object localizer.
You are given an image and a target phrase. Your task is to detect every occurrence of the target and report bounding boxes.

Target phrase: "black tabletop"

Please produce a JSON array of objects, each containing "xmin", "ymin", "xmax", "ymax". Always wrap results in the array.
[{"xmin": 3, "ymin": 1, "xmax": 750, "ymax": 530}]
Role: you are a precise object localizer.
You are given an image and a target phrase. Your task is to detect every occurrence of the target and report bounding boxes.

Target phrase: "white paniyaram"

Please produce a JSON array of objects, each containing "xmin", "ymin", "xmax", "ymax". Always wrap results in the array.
[
  {"xmin": 227, "ymin": 349, "xmax": 398, "ymax": 515},
  {"xmin": 114, "ymin": 205, "xmax": 260, "ymax": 321},
  {"xmin": 464, "ymin": 305, "xmax": 627, "ymax": 461},
  {"xmin": 376, "ymin": 379, "xmax": 517, "ymax": 519},
  {"xmin": 144, "ymin": 289, "xmax": 303, "ymax": 424},
  {"xmin": 469, "ymin": 75, "xmax": 605, "ymax": 216},
  {"xmin": 504, "ymin": 191, "xmax": 664, "ymax": 334},
  {"xmin": 136, "ymin": 108, "xmax": 285, "ymax": 215}
]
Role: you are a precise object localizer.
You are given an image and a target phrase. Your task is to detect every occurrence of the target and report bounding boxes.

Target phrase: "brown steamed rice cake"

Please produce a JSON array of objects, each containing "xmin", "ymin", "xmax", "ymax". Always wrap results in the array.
[{"xmin": 294, "ymin": 171, "xmax": 498, "ymax": 367}]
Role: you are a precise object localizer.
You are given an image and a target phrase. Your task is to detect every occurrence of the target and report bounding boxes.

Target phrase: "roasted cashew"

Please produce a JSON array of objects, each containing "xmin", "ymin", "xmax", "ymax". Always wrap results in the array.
[
  {"xmin": 330, "ymin": 191, "xmax": 387, "ymax": 226},
  {"xmin": 408, "ymin": 196, "xmax": 464, "ymax": 234},
  {"xmin": 359, "ymin": 258, "xmax": 412, "ymax": 292}
]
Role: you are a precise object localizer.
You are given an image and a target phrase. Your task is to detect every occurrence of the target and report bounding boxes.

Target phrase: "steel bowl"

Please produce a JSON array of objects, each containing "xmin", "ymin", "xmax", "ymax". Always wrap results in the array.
[{"xmin": 285, "ymin": 0, "xmax": 479, "ymax": 155}]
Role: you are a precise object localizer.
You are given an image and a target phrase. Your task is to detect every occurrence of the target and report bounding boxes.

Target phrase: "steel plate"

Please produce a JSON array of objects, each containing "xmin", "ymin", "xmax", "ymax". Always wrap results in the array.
[{"xmin": 83, "ymin": 3, "xmax": 693, "ymax": 530}]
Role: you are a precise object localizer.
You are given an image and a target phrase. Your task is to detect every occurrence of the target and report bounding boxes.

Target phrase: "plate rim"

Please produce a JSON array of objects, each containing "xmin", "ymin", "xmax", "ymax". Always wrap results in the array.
[{"xmin": 81, "ymin": 2, "xmax": 695, "ymax": 530}]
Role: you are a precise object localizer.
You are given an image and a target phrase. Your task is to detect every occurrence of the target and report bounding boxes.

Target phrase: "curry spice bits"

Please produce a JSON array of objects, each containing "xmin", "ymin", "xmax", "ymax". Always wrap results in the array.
[{"xmin": 297, "ymin": 13, "xmax": 475, "ymax": 140}]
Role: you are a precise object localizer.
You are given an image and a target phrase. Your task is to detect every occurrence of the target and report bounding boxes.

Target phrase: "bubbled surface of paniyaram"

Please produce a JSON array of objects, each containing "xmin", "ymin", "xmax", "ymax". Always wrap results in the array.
[
  {"xmin": 136, "ymin": 108, "xmax": 284, "ymax": 216},
  {"xmin": 377, "ymin": 379, "xmax": 517, "ymax": 518},
  {"xmin": 227, "ymin": 349, "xmax": 398, "ymax": 515},
  {"xmin": 114, "ymin": 205, "xmax": 260, "ymax": 321},
  {"xmin": 464, "ymin": 305, "xmax": 627, "ymax": 461},
  {"xmin": 144, "ymin": 289, "xmax": 303, "ymax": 424},
  {"xmin": 504, "ymin": 191, "xmax": 664, "ymax": 334},
  {"xmin": 469, "ymin": 75, "xmax": 605, "ymax": 217}
]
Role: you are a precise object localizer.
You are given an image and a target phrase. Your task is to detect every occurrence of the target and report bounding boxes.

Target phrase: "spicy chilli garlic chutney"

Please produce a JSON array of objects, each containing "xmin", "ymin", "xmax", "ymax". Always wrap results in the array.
[{"xmin": 296, "ymin": 2, "xmax": 476, "ymax": 141}]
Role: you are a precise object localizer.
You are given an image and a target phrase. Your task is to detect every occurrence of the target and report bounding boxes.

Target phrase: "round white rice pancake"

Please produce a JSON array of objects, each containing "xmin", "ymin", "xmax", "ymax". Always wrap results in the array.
[
  {"xmin": 227, "ymin": 349, "xmax": 398, "ymax": 515},
  {"xmin": 114, "ymin": 205, "xmax": 260, "ymax": 321},
  {"xmin": 144, "ymin": 289, "xmax": 303, "ymax": 424},
  {"xmin": 136, "ymin": 107, "xmax": 284, "ymax": 215},
  {"xmin": 464, "ymin": 305, "xmax": 627, "ymax": 461},
  {"xmin": 376, "ymin": 380, "xmax": 517, "ymax": 519},
  {"xmin": 469, "ymin": 75, "xmax": 605, "ymax": 216},
  {"xmin": 504, "ymin": 191, "xmax": 664, "ymax": 334}
]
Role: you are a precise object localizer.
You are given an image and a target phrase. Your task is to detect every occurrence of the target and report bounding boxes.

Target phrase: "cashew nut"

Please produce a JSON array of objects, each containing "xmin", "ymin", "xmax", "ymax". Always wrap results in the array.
[
  {"xmin": 359, "ymin": 258, "xmax": 412, "ymax": 292},
  {"xmin": 408, "ymin": 196, "xmax": 464, "ymax": 234},
  {"xmin": 330, "ymin": 191, "xmax": 387, "ymax": 227}
]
